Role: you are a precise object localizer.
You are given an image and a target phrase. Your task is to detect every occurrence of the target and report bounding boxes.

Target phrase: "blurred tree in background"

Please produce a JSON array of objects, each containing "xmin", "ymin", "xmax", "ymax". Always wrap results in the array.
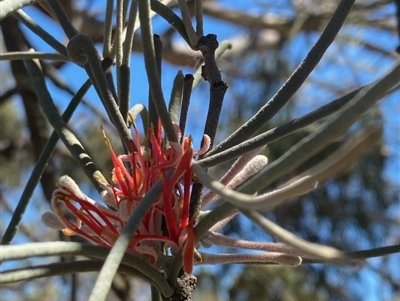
[{"xmin": 1, "ymin": 0, "xmax": 399, "ymax": 300}]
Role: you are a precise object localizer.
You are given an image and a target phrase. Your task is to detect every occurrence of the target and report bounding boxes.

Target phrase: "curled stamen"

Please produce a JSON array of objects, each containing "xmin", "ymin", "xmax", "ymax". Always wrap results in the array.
[{"xmin": 193, "ymin": 134, "xmax": 211, "ymax": 157}]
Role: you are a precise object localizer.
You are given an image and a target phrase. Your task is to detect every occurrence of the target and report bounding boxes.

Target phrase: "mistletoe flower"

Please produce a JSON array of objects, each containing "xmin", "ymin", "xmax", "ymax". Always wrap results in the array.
[{"xmin": 42, "ymin": 124, "xmax": 210, "ymax": 274}]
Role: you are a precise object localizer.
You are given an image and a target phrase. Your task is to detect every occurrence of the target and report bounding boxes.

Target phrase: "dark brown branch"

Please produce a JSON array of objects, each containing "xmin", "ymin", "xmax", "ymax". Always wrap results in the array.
[
  {"xmin": 189, "ymin": 35, "xmax": 228, "ymax": 219},
  {"xmin": 197, "ymin": 34, "xmax": 228, "ymax": 149}
]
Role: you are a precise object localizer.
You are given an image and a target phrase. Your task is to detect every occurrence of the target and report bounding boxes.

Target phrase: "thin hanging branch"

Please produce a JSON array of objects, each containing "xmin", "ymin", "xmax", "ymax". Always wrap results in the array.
[
  {"xmin": 303, "ymin": 244, "xmax": 400, "ymax": 264},
  {"xmin": 13, "ymin": 9, "xmax": 68, "ymax": 57},
  {"xmin": 25, "ymin": 58, "xmax": 105, "ymax": 191},
  {"xmin": 119, "ymin": 1, "xmax": 139, "ymax": 121},
  {"xmin": 0, "ymin": 51, "xmax": 68, "ymax": 61},
  {"xmin": 1, "ymin": 80, "xmax": 92, "ymax": 245}
]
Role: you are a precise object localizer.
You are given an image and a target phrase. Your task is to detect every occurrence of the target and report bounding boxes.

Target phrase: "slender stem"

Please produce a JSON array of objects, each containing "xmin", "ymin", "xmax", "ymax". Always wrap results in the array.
[
  {"xmin": 177, "ymin": 0, "xmax": 199, "ymax": 46},
  {"xmin": 195, "ymin": 0, "xmax": 204, "ymax": 37},
  {"xmin": 119, "ymin": 64, "xmax": 131, "ymax": 123},
  {"xmin": 122, "ymin": 0, "xmax": 139, "ymax": 65},
  {"xmin": 207, "ymin": 0, "xmax": 356, "ymax": 157},
  {"xmin": 126, "ymin": 0, "xmax": 175, "ymax": 37},
  {"xmin": 139, "ymin": 0, "xmax": 177, "ymax": 142},
  {"xmin": 336, "ymin": 245, "xmax": 400, "ymax": 261},
  {"xmin": 179, "ymin": 74, "xmax": 194, "ymax": 139},
  {"xmin": 45, "ymin": 0, "xmax": 78, "ymax": 39},
  {"xmin": 168, "ymin": 70, "xmax": 185, "ymax": 124},
  {"xmin": 13, "ymin": 9, "xmax": 68, "ymax": 57},
  {"xmin": 102, "ymin": 57, "xmax": 119, "ymax": 103},
  {"xmin": 0, "ymin": 51, "xmax": 68, "ymax": 61},
  {"xmin": 116, "ymin": 0, "xmax": 124, "ymax": 72},
  {"xmin": 103, "ymin": 0, "xmax": 114, "ymax": 57},
  {"xmin": 148, "ymin": 34, "xmax": 163, "ymax": 133},
  {"xmin": 150, "ymin": 0, "xmax": 191, "ymax": 46},
  {"xmin": 1, "ymin": 80, "xmax": 92, "ymax": 245},
  {"xmin": 167, "ymin": 249, "xmax": 183, "ymax": 288},
  {"xmin": 110, "ymin": 0, "xmax": 144, "ymax": 128}
]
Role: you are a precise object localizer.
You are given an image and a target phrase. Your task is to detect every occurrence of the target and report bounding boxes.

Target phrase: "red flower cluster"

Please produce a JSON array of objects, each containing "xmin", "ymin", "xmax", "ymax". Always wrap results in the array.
[{"xmin": 42, "ymin": 124, "xmax": 210, "ymax": 274}]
